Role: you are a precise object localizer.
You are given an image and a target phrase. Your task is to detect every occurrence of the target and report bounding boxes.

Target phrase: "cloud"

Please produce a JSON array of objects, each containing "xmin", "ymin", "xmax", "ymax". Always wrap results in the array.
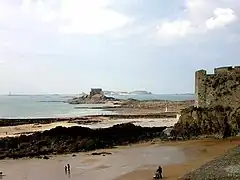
[
  {"xmin": 60, "ymin": 0, "xmax": 132, "ymax": 35},
  {"xmin": 20, "ymin": 0, "xmax": 58, "ymax": 23},
  {"xmin": 18, "ymin": 0, "xmax": 132, "ymax": 35},
  {"xmin": 157, "ymin": 20, "xmax": 192, "ymax": 38},
  {"xmin": 156, "ymin": 0, "xmax": 238, "ymax": 40},
  {"xmin": 206, "ymin": 8, "xmax": 237, "ymax": 30}
]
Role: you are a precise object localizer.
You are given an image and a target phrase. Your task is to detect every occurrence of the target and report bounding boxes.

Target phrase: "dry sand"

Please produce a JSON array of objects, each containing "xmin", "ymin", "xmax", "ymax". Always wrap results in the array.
[
  {"xmin": 0, "ymin": 138, "xmax": 239, "ymax": 180},
  {"xmin": 0, "ymin": 122, "xmax": 80, "ymax": 138}
]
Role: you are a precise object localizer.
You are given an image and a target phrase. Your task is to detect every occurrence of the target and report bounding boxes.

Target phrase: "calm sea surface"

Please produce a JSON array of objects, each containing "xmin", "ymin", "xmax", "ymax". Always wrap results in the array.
[{"xmin": 0, "ymin": 94, "xmax": 194, "ymax": 118}]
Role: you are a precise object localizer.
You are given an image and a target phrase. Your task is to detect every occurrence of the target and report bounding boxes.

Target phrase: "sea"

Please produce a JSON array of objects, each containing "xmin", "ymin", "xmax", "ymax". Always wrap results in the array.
[{"xmin": 0, "ymin": 94, "xmax": 194, "ymax": 118}]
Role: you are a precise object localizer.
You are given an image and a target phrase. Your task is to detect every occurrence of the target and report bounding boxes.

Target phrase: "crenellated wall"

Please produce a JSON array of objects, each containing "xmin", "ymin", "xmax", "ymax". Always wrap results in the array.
[{"xmin": 195, "ymin": 66, "xmax": 240, "ymax": 108}]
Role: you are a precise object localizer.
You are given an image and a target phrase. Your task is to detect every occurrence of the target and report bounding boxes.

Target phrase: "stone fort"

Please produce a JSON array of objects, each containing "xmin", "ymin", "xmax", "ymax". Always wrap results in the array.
[
  {"xmin": 195, "ymin": 66, "xmax": 240, "ymax": 108},
  {"xmin": 90, "ymin": 88, "xmax": 103, "ymax": 97}
]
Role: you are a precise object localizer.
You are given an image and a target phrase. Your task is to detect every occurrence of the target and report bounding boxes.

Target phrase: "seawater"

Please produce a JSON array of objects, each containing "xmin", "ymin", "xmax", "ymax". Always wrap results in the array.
[
  {"xmin": 0, "ymin": 95, "xmax": 113, "ymax": 118},
  {"xmin": 0, "ymin": 94, "xmax": 194, "ymax": 118}
]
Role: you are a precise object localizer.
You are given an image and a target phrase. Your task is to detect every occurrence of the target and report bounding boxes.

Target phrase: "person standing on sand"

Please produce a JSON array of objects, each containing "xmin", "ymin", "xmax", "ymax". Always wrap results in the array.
[
  {"xmin": 156, "ymin": 166, "xmax": 163, "ymax": 179},
  {"xmin": 66, "ymin": 164, "xmax": 71, "ymax": 178},
  {"xmin": 67, "ymin": 164, "xmax": 71, "ymax": 173},
  {"xmin": 64, "ymin": 165, "xmax": 68, "ymax": 175}
]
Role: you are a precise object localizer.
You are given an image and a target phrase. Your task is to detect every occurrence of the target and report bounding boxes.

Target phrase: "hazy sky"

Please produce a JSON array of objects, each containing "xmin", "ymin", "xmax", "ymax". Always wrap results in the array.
[{"xmin": 0, "ymin": 0, "xmax": 240, "ymax": 94}]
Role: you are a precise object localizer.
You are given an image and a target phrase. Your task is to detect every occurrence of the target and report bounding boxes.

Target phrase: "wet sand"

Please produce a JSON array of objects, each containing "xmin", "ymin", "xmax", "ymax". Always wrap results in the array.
[
  {"xmin": 0, "ymin": 145, "xmax": 186, "ymax": 180},
  {"xmin": 116, "ymin": 138, "xmax": 240, "ymax": 180},
  {"xmin": 0, "ymin": 138, "xmax": 239, "ymax": 180},
  {"xmin": 0, "ymin": 118, "xmax": 177, "ymax": 138}
]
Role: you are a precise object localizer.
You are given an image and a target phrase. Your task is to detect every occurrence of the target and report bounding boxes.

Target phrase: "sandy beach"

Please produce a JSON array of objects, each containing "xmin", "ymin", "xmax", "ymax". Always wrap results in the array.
[
  {"xmin": 0, "ymin": 117, "xmax": 178, "ymax": 138},
  {"xmin": 0, "ymin": 97, "xmax": 238, "ymax": 179},
  {"xmin": 0, "ymin": 121, "xmax": 79, "ymax": 138},
  {"xmin": 0, "ymin": 138, "xmax": 239, "ymax": 180}
]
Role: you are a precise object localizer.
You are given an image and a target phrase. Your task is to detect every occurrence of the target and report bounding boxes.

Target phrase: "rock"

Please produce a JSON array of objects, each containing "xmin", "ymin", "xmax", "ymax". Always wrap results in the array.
[
  {"xmin": 68, "ymin": 93, "xmax": 119, "ymax": 104},
  {"xmin": 43, "ymin": 156, "xmax": 49, "ymax": 160},
  {"xmin": 172, "ymin": 105, "xmax": 240, "ymax": 139},
  {"xmin": 162, "ymin": 127, "xmax": 173, "ymax": 136},
  {"xmin": 72, "ymin": 154, "xmax": 76, "ymax": 157},
  {"xmin": 91, "ymin": 152, "xmax": 112, "ymax": 156},
  {"xmin": 0, "ymin": 123, "xmax": 166, "ymax": 159}
]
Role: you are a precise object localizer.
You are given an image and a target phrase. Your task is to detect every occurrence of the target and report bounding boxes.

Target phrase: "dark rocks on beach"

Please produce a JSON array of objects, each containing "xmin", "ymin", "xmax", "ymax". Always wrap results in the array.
[
  {"xmin": 0, "ymin": 123, "xmax": 166, "ymax": 160},
  {"xmin": 171, "ymin": 105, "xmax": 240, "ymax": 139},
  {"xmin": 92, "ymin": 113, "xmax": 177, "ymax": 119},
  {"xmin": 91, "ymin": 152, "xmax": 112, "ymax": 156},
  {"xmin": 43, "ymin": 155, "xmax": 49, "ymax": 160},
  {"xmin": 74, "ymin": 120, "xmax": 102, "ymax": 125},
  {"xmin": 0, "ymin": 117, "xmax": 97, "ymax": 127},
  {"xmin": 0, "ymin": 118, "xmax": 63, "ymax": 127}
]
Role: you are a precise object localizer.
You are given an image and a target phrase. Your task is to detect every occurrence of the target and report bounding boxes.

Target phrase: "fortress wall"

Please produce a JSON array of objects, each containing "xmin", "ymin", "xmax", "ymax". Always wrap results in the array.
[
  {"xmin": 195, "ymin": 70, "xmax": 207, "ymax": 107},
  {"xmin": 195, "ymin": 66, "xmax": 240, "ymax": 108}
]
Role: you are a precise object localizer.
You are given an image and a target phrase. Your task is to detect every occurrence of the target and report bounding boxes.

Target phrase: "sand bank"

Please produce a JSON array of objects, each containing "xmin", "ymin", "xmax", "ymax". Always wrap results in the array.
[
  {"xmin": 0, "ymin": 118, "xmax": 177, "ymax": 138},
  {"xmin": 0, "ymin": 121, "xmax": 79, "ymax": 138}
]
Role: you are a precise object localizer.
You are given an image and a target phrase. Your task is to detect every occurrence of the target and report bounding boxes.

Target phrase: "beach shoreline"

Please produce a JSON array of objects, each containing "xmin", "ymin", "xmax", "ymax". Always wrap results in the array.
[
  {"xmin": 0, "ymin": 117, "xmax": 178, "ymax": 138},
  {"xmin": 0, "ymin": 98, "xmax": 192, "ymax": 126},
  {"xmin": 0, "ymin": 112, "xmax": 178, "ymax": 127}
]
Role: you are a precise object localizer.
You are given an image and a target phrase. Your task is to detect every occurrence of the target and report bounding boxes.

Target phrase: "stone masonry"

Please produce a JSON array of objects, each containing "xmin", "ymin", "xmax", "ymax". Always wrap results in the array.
[
  {"xmin": 90, "ymin": 88, "xmax": 103, "ymax": 97},
  {"xmin": 195, "ymin": 66, "xmax": 240, "ymax": 108}
]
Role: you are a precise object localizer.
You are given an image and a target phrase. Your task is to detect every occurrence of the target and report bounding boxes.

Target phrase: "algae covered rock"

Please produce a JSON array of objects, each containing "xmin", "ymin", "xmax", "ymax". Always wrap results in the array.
[{"xmin": 172, "ymin": 105, "xmax": 240, "ymax": 139}]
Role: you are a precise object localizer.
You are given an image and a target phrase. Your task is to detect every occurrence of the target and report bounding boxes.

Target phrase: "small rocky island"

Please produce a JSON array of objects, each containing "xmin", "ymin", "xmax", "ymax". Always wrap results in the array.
[
  {"xmin": 67, "ymin": 88, "xmax": 154, "ymax": 104},
  {"xmin": 67, "ymin": 88, "xmax": 118, "ymax": 104}
]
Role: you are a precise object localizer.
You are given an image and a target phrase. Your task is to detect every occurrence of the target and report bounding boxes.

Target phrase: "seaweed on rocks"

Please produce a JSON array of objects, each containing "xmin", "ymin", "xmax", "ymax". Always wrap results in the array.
[
  {"xmin": 0, "ymin": 123, "xmax": 166, "ymax": 159},
  {"xmin": 171, "ymin": 105, "xmax": 240, "ymax": 139}
]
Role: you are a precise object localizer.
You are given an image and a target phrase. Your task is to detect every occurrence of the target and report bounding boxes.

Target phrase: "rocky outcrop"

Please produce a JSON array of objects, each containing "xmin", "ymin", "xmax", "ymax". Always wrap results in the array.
[
  {"xmin": 67, "ymin": 94, "xmax": 117, "ymax": 104},
  {"xmin": 171, "ymin": 105, "xmax": 240, "ymax": 139},
  {"xmin": 0, "ymin": 123, "xmax": 166, "ymax": 159}
]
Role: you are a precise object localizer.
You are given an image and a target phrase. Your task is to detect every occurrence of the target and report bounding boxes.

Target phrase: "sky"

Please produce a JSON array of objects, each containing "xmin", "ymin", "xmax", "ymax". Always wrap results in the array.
[{"xmin": 0, "ymin": 0, "xmax": 240, "ymax": 94}]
